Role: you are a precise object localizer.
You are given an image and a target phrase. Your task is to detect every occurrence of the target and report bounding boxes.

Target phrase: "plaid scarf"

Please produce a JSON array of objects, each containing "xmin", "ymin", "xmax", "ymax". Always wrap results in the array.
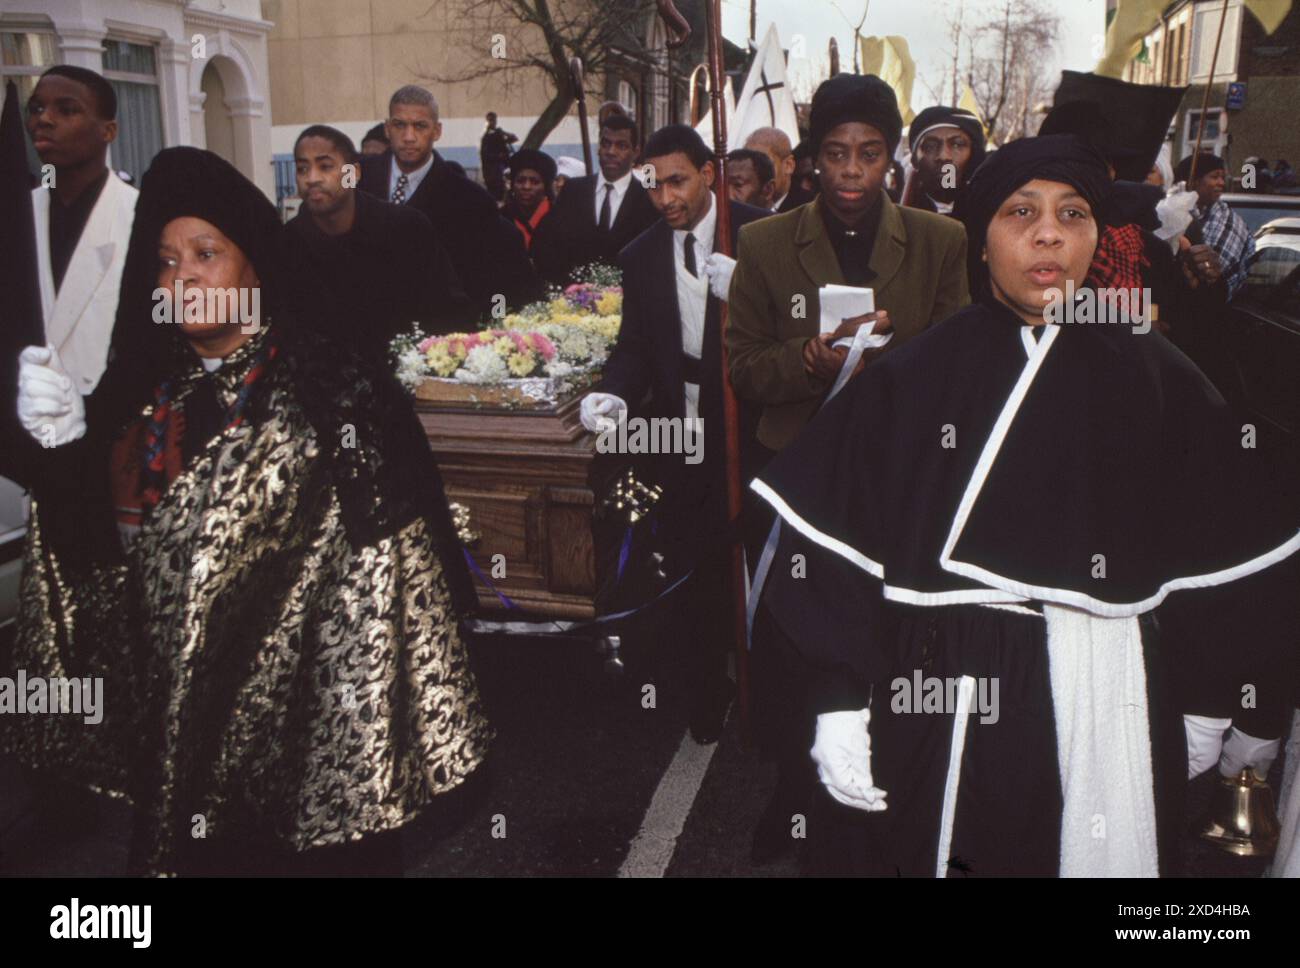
[
  {"xmin": 1198, "ymin": 199, "xmax": 1256, "ymax": 299},
  {"xmin": 1087, "ymin": 223, "xmax": 1148, "ymax": 292}
]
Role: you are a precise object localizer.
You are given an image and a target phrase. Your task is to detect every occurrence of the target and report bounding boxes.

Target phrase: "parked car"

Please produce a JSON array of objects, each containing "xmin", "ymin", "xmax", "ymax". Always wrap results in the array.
[
  {"xmin": 1220, "ymin": 239, "xmax": 1300, "ymax": 471},
  {"xmin": 1222, "ymin": 193, "xmax": 1300, "ymax": 235}
]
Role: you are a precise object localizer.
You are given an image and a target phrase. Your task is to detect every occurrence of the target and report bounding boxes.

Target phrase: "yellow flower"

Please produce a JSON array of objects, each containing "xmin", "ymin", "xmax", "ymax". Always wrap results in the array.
[
  {"xmin": 595, "ymin": 291, "xmax": 622, "ymax": 315},
  {"xmin": 492, "ymin": 335, "xmax": 515, "ymax": 357},
  {"xmin": 507, "ymin": 351, "xmax": 536, "ymax": 376},
  {"xmin": 427, "ymin": 344, "xmax": 458, "ymax": 377}
]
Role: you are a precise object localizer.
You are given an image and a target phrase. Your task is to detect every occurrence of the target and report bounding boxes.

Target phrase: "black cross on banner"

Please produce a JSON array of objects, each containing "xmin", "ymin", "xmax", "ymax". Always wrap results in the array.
[{"xmin": 753, "ymin": 68, "xmax": 784, "ymax": 124}]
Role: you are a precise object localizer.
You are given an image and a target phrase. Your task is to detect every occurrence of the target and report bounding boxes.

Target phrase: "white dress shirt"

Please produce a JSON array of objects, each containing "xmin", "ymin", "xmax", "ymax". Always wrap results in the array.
[
  {"xmin": 672, "ymin": 194, "xmax": 716, "ymax": 420},
  {"xmin": 594, "ymin": 169, "xmax": 633, "ymax": 227},
  {"xmin": 388, "ymin": 153, "xmax": 434, "ymax": 203}
]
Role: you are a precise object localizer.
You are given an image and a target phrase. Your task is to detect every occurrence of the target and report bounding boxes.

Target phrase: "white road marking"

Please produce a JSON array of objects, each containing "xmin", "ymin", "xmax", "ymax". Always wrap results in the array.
[{"xmin": 617, "ymin": 714, "xmax": 729, "ymax": 878}]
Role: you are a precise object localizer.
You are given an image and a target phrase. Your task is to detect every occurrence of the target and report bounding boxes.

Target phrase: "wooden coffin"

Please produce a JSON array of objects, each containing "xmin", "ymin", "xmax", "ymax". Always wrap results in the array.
[{"xmin": 416, "ymin": 389, "xmax": 624, "ymax": 619}]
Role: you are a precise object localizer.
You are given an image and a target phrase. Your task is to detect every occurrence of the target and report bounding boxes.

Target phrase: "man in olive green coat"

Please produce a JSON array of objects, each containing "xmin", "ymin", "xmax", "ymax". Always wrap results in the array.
[
  {"xmin": 727, "ymin": 74, "xmax": 969, "ymax": 455},
  {"xmin": 728, "ymin": 73, "xmax": 969, "ymax": 867}
]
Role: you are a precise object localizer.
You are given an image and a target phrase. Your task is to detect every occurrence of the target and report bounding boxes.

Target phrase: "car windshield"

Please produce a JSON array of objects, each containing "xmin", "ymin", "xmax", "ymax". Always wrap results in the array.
[{"xmin": 1228, "ymin": 201, "xmax": 1300, "ymax": 234}]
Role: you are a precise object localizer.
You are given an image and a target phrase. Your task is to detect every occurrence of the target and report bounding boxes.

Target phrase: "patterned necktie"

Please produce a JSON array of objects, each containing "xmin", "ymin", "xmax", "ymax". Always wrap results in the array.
[
  {"xmin": 683, "ymin": 232, "xmax": 698, "ymax": 277},
  {"xmin": 391, "ymin": 172, "xmax": 409, "ymax": 205},
  {"xmin": 598, "ymin": 183, "xmax": 613, "ymax": 232}
]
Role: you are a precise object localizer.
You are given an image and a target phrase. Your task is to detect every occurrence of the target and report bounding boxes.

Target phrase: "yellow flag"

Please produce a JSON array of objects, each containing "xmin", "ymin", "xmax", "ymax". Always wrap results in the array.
[
  {"xmin": 958, "ymin": 84, "xmax": 987, "ymax": 138},
  {"xmin": 860, "ymin": 35, "xmax": 916, "ymax": 126},
  {"xmin": 1245, "ymin": 0, "xmax": 1292, "ymax": 35},
  {"xmin": 1096, "ymin": 0, "xmax": 1167, "ymax": 79}
]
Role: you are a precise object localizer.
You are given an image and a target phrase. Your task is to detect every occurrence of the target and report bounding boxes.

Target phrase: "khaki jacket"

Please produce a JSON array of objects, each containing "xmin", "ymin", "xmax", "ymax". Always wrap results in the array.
[{"xmin": 726, "ymin": 194, "xmax": 969, "ymax": 452}]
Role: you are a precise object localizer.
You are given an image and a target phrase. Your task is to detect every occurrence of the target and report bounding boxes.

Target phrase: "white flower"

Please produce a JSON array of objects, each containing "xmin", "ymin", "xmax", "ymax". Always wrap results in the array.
[
  {"xmin": 456, "ymin": 344, "xmax": 509, "ymax": 383},
  {"xmin": 544, "ymin": 360, "xmax": 575, "ymax": 378},
  {"xmin": 396, "ymin": 346, "xmax": 428, "ymax": 390}
]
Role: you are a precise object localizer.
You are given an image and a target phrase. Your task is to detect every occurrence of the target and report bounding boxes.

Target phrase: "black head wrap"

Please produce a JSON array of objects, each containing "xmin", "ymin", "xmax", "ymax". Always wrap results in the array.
[
  {"xmin": 808, "ymin": 73, "xmax": 903, "ymax": 155},
  {"xmin": 106, "ymin": 148, "xmax": 284, "ymax": 408},
  {"xmin": 1173, "ymin": 151, "xmax": 1226, "ymax": 184},
  {"xmin": 506, "ymin": 148, "xmax": 557, "ymax": 188},
  {"xmin": 908, "ymin": 105, "xmax": 987, "ymax": 169},
  {"xmin": 954, "ymin": 134, "xmax": 1112, "ymax": 300}
]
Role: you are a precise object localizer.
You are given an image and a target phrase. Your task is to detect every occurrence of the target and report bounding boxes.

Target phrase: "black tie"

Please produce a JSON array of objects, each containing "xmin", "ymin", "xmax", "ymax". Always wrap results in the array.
[
  {"xmin": 683, "ymin": 233, "xmax": 698, "ymax": 277},
  {"xmin": 598, "ymin": 183, "xmax": 613, "ymax": 232}
]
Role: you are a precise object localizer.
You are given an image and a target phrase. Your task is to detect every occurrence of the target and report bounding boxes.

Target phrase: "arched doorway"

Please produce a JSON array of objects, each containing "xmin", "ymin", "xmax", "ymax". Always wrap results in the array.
[{"xmin": 201, "ymin": 61, "xmax": 236, "ymax": 165}]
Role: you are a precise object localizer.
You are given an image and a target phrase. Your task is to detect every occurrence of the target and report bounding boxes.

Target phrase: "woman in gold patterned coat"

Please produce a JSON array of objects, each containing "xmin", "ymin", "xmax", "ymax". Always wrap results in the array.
[{"xmin": 2, "ymin": 148, "xmax": 491, "ymax": 875}]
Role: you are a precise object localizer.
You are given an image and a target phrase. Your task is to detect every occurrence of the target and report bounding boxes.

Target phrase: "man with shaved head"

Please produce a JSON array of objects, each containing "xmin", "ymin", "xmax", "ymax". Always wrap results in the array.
[
  {"xmin": 744, "ymin": 126, "xmax": 812, "ymax": 213},
  {"xmin": 358, "ymin": 84, "xmax": 540, "ymax": 317}
]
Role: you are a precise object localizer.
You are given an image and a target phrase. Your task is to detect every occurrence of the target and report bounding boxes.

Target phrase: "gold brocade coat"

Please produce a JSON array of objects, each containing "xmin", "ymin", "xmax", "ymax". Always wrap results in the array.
[{"xmin": 3, "ymin": 334, "xmax": 492, "ymax": 875}]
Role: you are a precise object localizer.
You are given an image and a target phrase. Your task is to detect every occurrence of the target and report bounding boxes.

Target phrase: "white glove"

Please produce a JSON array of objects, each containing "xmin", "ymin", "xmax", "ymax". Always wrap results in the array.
[
  {"xmin": 1184, "ymin": 714, "xmax": 1231, "ymax": 780},
  {"xmin": 1219, "ymin": 725, "xmax": 1280, "ymax": 781},
  {"xmin": 810, "ymin": 708, "xmax": 888, "ymax": 812},
  {"xmin": 703, "ymin": 253, "xmax": 736, "ymax": 301},
  {"xmin": 17, "ymin": 344, "xmax": 85, "ymax": 447},
  {"xmin": 579, "ymin": 391, "xmax": 627, "ymax": 434}
]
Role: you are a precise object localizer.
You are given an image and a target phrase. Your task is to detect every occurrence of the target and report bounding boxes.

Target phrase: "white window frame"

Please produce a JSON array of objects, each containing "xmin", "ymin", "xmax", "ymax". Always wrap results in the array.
[
  {"xmin": 1190, "ymin": 0, "xmax": 1242, "ymax": 83},
  {"xmin": 1184, "ymin": 107, "xmax": 1227, "ymax": 156},
  {"xmin": 101, "ymin": 35, "xmax": 163, "ymax": 178}
]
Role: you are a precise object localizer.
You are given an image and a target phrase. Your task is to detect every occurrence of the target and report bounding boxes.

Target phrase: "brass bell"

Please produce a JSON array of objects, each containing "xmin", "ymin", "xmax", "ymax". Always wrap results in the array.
[{"xmin": 1198, "ymin": 769, "xmax": 1280, "ymax": 857}]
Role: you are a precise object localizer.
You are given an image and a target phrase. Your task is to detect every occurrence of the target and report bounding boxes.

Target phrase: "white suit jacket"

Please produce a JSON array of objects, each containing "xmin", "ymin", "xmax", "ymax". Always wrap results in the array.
[{"xmin": 32, "ymin": 171, "xmax": 138, "ymax": 395}]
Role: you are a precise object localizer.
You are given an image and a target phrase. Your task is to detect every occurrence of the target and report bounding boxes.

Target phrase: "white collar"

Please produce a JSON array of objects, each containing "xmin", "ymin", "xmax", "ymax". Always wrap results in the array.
[
  {"xmin": 392, "ymin": 152, "xmax": 434, "ymax": 185},
  {"xmin": 597, "ymin": 169, "xmax": 633, "ymax": 195},
  {"xmin": 200, "ymin": 356, "xmax": 223, "ymax": 373},
  {"xmin": 675, "ymin": 192, "xmax": 717, "ymax": 248},
  {"xmin": 773, "ymin": 191, "xmax": 788, "ymax": 211},
  {"xmin": 927, "ymin": 194, "xmax": 955, "ymax": 215}
]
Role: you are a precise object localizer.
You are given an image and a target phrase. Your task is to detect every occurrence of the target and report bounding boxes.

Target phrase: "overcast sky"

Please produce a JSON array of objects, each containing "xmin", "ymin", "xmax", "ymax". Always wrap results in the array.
[{"xmin": 719, "ymin": 0, "xmax": 1109, "ymax": 111}]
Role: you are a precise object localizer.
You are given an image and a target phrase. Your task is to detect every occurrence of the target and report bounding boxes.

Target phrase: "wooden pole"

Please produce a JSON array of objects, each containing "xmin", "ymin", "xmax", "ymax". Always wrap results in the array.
[
  {"xmin": 659, "ymin": 0, "xmax": 752, "ymax": 736},
  {"xmin": 1188, "ymin": 0, "xmax": 1231, "ymax": 185},
  {"xmin": 570, "ymin": 57, "xmax": 594, "ymax": 177}
]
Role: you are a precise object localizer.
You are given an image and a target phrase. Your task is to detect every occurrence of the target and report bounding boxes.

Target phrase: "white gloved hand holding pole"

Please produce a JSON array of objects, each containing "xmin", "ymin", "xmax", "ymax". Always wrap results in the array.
[
  {"xmin": 579, "ymin": 391, "xmax": 627, "ymax": 434},
  {"xmin": 703, "ymin": 253, "xmax": 736, "ymax": 302},
  {"xmin": 810, "ymin": 708, "xmax": 888, "ymax": 812},
  {"xmin": 17, "ymin": 344, "xmax": 86, "ymax": 447}
]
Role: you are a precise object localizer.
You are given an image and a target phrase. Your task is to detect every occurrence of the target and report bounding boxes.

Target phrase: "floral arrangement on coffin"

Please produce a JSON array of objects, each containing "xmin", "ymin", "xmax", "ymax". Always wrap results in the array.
[{"xmin": 393, "ymin": 264, "xmax": 622, "ymax": 408}]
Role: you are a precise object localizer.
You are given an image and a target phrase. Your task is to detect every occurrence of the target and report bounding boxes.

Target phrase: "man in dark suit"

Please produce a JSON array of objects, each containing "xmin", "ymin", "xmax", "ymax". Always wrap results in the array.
[
  {"xmin": 282, "ymin": 125, "xmax": 473, "ymax": 358},
  {"xmin": 579, "ymin": 125, "xmax": 768, "ymax": 745},
  {"xmin": 358, "ymin": 85, "xmax": 541, "ymax": 319},
  {"xmin": 531, "ymin": 114, "xmax": 659, "ymax": 286}
]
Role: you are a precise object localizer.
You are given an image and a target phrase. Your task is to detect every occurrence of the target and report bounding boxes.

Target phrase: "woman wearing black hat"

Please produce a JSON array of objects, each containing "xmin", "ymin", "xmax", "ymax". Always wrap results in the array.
[
  {"xmin": 748, "ymin": 135, "xmax": 1299, "ymax": 876},
  {"xmin": 5, "ymin": 147, "xmax": 491, "ymax": 876},
  {"xmin": 503, "ymin": 148, "xmax": 557, "ymax": 252}
]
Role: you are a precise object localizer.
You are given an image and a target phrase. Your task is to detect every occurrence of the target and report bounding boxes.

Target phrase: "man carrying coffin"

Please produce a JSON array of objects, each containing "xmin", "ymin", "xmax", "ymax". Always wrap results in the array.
[{"xmin": 578, "ymin": 125, "xmax": 768, "ymax": 744}]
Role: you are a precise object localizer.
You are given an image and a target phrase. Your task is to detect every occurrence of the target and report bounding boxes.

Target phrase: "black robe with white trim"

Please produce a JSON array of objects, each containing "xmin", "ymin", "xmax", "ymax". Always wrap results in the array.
[{"xmin": 752, "ymin": 297, "xmax": 1300, "ymax": 876}]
